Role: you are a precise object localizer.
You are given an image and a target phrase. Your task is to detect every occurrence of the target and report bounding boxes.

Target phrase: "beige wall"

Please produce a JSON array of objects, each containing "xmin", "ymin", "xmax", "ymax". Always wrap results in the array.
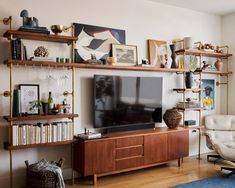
[
  {"xmin": 222, "ymin": 13, "xmax": 235, "ymax": 115},
  {"xmin": 0, "ymin": 0, "xmax": 222, "ymax": 187}
]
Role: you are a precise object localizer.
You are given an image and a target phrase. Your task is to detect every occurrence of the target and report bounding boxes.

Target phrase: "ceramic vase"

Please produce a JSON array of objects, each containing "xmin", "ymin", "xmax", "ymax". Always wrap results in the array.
[
  {"xmin": 185, "ymin": 72, "xmax": 193, "ymax": 89},
  {"xmin": 163, "ymin": 108, "xmax": 182, "ymax": 129},
  {"xmin": 170, "ymin": 44, "xmax": 177, "ymax": 68},
  {"xmin": 214, "ymin": 59, "xmax": 223, "ymax": 71}
]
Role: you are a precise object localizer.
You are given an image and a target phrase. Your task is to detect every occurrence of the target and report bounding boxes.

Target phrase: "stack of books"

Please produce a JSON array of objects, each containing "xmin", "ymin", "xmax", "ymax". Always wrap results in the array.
[{"xmin": 12, "ymin": 121, "xmax": 73, "ymax": 146}]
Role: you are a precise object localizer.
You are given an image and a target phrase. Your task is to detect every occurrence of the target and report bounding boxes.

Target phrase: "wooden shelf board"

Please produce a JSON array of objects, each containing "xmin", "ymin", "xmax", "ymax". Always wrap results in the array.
[
  {"xmin": 175, "ymin": 49, "xmax": 232, "ymax": 58},
  {"xmin": 4, "ymin": 60, "xmax": 75, "ymax": 68},
  {"xmin": 4, "ymin": 113, "xmax": 79, "ymax": 122},
  {"xmin": 4, "ymin": 60, "xmax": 233, "ymax": 75},
  {"xmin": 173, "ymin": 88, "xmax": 203, "ymax": 93},
  {"xmin": 4, "ymin": 140, "xmax": 75, "ymax": 150},
  {"xmin": 179, "ymin": 125, "xmax": 205, "ymax": 129},
  {"xmin": 202, "ymin": 70, "xmax": 232, "ymax": 75},
  {"xmin": 73, "ymin": 63, "xmax": 185, "ymax": 72},
  {"xmin": 177, "ymin": 107, "xmax": 202, "ymax": 111},
  {"xmin": 3, "ymin": 30, "xmax": 77, "ymax": 44}
]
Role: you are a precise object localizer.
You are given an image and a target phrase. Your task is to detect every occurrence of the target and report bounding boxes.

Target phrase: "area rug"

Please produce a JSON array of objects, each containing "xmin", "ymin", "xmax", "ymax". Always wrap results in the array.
[{"xmin": 172, "ymin": 175, "xmax": 235, "ymax": 188}]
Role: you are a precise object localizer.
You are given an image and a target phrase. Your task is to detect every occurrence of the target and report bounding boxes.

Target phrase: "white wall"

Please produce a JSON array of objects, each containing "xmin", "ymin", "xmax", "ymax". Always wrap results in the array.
[
  {"xmin": 222, "ymin": 13, "xmax": 235, "ymax": 115},
  {"xmin": 0, "ymin": 0, "xmax": 222, "ymax": 187}
]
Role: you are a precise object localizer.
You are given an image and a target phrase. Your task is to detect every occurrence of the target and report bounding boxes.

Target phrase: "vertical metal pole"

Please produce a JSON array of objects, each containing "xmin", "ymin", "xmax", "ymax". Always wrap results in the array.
[
  {"xmin": 198, "ymin": 54, "xmax": 202, "ymax": 160},
  {"xmin": 183, "ymin": 52, "xmax": 186, "ymax": 127},
  {"xmin": 10, "ymin": 150, "xmax": 13, "ymax": 188}
]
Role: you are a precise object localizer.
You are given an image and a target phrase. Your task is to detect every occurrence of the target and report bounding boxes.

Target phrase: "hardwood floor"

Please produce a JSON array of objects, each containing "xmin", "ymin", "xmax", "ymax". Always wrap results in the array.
[{"xmin": 67, "ymin": 153, "xmax": 222, "ymax": 188}]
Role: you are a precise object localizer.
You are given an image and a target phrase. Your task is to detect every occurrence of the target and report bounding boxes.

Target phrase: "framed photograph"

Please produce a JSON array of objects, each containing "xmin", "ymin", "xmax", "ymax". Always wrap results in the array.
[
  {"xmin": 148, "ymin": 40, "xmax": 167, "ymax": 67},
  {"xmin": 19, "ymin": 84, "xmax": 40, "ymax": 115},
  {"xmin": 112, "ymin": 44, "xmax": 138, "ymax": 66},
  {"xmin": 201, "ymin": 79, "xmax": 215, "ymax": 110}
]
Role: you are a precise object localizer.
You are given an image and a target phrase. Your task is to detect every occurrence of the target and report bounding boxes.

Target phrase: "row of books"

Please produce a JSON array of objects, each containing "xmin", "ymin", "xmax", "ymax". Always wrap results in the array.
[
  {"xmin": 11, "ymin": 38, "xmax": 27, "ymax": 60},
  {"xmin": 12, "ymin": 121, "xmax": 73, "ymax": 146}
]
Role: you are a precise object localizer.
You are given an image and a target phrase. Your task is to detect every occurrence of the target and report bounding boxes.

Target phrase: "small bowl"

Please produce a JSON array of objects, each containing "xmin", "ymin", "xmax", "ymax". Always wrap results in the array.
[{"xmin": 51, "ymin": 25, "xmax": 64, "ymax": 35}]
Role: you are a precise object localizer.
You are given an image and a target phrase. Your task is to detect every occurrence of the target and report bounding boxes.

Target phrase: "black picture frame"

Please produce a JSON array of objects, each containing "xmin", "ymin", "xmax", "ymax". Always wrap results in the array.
[{"xmin": 19, "ymin": 84, "xmax": 40, "ymax": 115}]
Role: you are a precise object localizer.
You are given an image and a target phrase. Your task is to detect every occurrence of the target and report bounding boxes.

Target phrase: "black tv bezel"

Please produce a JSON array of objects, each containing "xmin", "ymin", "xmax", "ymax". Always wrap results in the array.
[{"xmin": 93, "ymin": 74, "xmax": 162, "ymax": 131}]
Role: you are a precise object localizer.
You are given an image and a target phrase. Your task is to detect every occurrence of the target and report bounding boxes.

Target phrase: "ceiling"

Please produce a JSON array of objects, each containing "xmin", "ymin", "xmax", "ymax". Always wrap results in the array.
[{"xmin": 150, "ymin": 0, "xmax": 235, "ymax": 16}]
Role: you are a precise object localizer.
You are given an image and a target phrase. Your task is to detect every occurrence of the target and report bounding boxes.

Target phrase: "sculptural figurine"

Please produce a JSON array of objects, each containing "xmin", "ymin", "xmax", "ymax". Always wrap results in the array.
[{"xmin": 19, "ymin": 9, "xmax": 49, "ymax": 34}]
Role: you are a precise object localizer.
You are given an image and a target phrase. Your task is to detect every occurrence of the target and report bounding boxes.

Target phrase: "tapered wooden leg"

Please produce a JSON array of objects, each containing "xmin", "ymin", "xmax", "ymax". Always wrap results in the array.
[
  {"xmin": 93, "ymin": 174, "xmax": 97, "ymax": 185},
  {"xmin": 178, "ymin": 158, "xmax": 181, "ymax": 167}
]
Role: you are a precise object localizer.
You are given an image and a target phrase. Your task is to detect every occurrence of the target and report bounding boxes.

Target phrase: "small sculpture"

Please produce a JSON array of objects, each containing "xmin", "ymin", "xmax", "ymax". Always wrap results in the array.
[
  {"xmin": 86, "ymin": 54, "xmax": 102, "ymax": 64},
  {"xmin": 19, "ymin": 9, "xmax": 49, "ymax": 34},
  {"xmin": 201, "ymin": 60, "xmax": 210, "ymax": 70}
]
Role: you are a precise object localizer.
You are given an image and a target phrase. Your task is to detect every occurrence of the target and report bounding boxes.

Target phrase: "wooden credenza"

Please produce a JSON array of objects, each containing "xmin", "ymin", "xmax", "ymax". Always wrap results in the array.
[{"xmin": 73, "ymin": 127, "xmax": 189, "ymax": 185}]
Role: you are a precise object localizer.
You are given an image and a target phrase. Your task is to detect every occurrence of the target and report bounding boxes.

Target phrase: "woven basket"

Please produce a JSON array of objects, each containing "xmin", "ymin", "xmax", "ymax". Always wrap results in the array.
[
  {"xmin": 25, "ymin": 158, "xmax": 64, "ymax": 188},
  {"xmin": 163, "ymin": 108, "xmax": 182, "ymax": 129}
]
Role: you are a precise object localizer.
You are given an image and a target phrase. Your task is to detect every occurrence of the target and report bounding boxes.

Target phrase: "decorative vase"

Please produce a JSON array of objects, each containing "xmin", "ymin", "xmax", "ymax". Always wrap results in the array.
[
  {"xmin": 163, "ymin": 108, "xmax": 182, "ymax": 129},
  {"xmin": 170, "ymin": 44, "xmax": 177, "ymax": 68},
  {"xmin": 185, "ymin": 71, "xmax": 193, "ymax": 89},
  {"xmin": 214, "ymin": 59, "xmax": 223, "ymax": 71}
]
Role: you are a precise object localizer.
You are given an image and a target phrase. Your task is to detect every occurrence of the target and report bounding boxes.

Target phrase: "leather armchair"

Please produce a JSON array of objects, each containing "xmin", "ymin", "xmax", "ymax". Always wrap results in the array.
[{"xmin": 205, "ymin": 114, "xmax": 235, "ymax": 177}]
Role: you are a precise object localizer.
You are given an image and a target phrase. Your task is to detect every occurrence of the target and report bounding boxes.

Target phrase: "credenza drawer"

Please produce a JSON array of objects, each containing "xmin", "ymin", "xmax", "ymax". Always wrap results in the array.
[
  {"xmin": 116, "ymin": 136, "xmax": 143, "ymax": 148},
  {"xmin": 116, "ymin": 156, "xmax": 144, "ymax": 170},
  {"xmin": 116, "ymin": 145, "xmax": 143, "ymax": 159}
]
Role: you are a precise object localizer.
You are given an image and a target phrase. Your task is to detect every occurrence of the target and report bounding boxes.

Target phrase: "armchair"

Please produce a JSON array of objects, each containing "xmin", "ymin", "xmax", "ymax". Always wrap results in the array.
[{"xmin": 205, "ymin": 114, "xmax": 235, "ymax": 177}]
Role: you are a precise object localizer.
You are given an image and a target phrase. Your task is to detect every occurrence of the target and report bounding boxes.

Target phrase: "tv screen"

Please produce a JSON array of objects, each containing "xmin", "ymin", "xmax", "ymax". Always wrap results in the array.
[{"xmin": 93, "ymin": 75, "xmax": 162, "ymax": 129}]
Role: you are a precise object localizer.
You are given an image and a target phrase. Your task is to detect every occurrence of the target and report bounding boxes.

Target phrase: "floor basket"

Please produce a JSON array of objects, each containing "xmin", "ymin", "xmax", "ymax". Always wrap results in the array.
[{"xmin": 25, "ymin": 158, "xmax": 64, "ymax": 188}]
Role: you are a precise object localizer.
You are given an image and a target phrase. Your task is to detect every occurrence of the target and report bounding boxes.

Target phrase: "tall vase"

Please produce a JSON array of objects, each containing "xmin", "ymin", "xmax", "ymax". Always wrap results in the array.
[
  {"xmin": 185, "ymin": 71, "xmax": 193, "ymax": 88},
  {"xmin": 170, "ymin": 44, "xmax": 177, "ymax": 68}
]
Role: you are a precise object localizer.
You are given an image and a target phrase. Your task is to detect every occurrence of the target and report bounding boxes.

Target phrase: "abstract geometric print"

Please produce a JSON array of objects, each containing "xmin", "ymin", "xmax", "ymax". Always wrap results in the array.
[{"xmin": 73, "ymin": 23, "xmax": 125, "ymax": 63}]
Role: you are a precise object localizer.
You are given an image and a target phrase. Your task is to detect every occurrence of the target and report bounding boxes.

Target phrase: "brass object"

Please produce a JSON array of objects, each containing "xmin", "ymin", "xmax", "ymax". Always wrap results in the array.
[
  {"xmin": 63, "ymin": 91, "xmax": 73, "ymax": 97},
  {"xmin": 216, "ymin": 81, "xmax": 228, "ymax": 86},
  {"xmin": 51, "ymin": 25, "xmax": 73, "ymax": 35},
  {"xmin": 2, "ymin": 91, "xmax": 11, "ymax": 97},
  {"xmin": 1, "ymin": 16, "xmax": 12, "ymax": 30}
]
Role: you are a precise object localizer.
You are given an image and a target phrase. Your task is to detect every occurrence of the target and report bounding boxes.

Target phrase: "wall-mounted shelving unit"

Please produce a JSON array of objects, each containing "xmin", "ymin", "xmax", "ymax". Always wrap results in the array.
[
  {"xmin": 2, "ymin": 27, "xmax": 78, "ymax": 188},
  {"xmin": 174, "ymin": 45, "xmax": 232, "ymax": 159}
]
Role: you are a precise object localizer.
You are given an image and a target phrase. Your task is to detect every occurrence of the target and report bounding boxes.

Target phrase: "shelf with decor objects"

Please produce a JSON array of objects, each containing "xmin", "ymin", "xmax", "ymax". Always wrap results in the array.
[
  {"xmin": 2, "ymin": 15, "xmax": 78, "ymax": 188},
  {"xmin": 173, "ymin": 39, "xmax": 233, "ymax": 160}
]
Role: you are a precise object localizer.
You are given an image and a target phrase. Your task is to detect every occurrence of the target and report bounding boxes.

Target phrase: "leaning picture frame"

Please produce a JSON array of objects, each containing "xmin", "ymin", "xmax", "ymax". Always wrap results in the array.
[
  {"xmin": 112, "ymin": 44, "xmax": 138, "ymax": 66},
  {"xmin": 19, "ymin": 84, "xmax": 40, "ymax": 115}
]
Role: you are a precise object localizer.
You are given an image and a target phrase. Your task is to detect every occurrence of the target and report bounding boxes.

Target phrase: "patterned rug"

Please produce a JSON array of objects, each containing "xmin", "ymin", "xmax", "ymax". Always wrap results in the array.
[{"xmin": 172, "ymin": 175, "xmax": 235, "ymax": 188}]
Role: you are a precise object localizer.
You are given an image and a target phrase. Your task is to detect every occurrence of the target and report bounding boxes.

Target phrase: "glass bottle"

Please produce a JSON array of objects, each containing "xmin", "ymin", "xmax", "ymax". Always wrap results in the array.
[{"xmin": 48, "ymin": 91, "xmax": 54, "ymax": 113}]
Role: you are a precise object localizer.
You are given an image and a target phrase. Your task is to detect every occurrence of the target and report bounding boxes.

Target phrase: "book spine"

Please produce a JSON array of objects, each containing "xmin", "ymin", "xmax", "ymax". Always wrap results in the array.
[
  {"xmin": 11, "ymin": 40, "xmax": 17, "ymax": 60},
  {"xmin": 15, "ymin": 38, "xmax": 22, "ymax": 60},
  {"xmin": 12, "ymin": 125, "xmax": 19, "ymax": 146}
]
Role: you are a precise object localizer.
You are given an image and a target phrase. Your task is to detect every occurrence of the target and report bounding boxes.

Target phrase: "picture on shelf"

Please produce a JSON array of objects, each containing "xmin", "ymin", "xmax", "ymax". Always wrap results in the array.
[
  {"xmin": 201, "ymin": 79, "xmax": 215, "ymax": 110},
  {"xmin": 112, "ymin": 44, "xmax": 138, "ymax": 66},
  {"xmin": 19, "ymin": 84, "xmax": 40, "ymax": 115},
  {"xmin": 73, "ymin": 23, "xmax": 126, "ymax": 63},
  {"xmin": 148, "ymin": 40, "xmax": 167, "ymax": 67}
]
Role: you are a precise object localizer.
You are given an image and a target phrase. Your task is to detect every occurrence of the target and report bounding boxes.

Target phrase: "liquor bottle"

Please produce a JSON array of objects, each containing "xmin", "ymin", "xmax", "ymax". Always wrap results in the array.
[{"xmin": 48, "ymin": 92, "xmax": 54, "ymax": 113}]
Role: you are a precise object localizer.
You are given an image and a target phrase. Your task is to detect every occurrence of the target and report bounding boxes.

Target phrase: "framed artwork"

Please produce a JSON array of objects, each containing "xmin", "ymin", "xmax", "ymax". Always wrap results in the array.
[
  {"xmin": 112, "ymin": 44, "xmax": 138, "ymax": 66},
  {"xmin": 148, "ymin": 40, "xmax": 167, "ymax": 67},
  {"xmin": 19, "ymin": 84, "xmax": 40, "ymax": 115},
  {"xmin": 201, "ymin": 79, "xmax": 215, "ymax": 110},
  {"xmin": 73, "ymin": 23, "xmax": 125, "ymax": 63}
]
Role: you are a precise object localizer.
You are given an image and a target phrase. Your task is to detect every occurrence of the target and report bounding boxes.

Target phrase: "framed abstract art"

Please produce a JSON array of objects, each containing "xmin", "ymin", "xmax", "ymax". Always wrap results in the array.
[
  {"xmin": 73, "ymin": 23, "xmax": 126, "ymax": 63},
  {"xmin": 148, "ymin": 40, "xmax": 167, "ymax": 67}
]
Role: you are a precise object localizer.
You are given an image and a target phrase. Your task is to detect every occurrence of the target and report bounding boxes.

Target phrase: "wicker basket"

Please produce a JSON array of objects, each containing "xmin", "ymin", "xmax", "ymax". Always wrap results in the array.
[
  {"xmin": 163, "ymin": 108, "xmax": 182, "ymax": 129},
  {"xmin": 25, "ymin": 158, "xmax": 64, "ymax": 188}
]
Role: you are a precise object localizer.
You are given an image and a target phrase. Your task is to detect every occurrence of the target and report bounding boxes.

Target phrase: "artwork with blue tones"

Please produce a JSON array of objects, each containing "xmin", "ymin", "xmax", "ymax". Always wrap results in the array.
[
  {"xmin": 201, "ymin": 79, "xmax": 215, "ymax": 110},
  {"xmin": 73, "ymin": 23, "xmax": 126, "ymax": 63}
]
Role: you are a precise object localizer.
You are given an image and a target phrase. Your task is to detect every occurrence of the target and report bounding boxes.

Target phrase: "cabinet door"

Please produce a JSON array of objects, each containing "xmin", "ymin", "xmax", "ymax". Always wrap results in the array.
[
  {"xmin": 144, "ymin": 133, "xmax": 168, "ymax": 165},
  {"xmin": 168, "ymin": 130, "xmax": 189, "ymax": 160},
  {"xmin": 84, "ymin": 139, "xmax": 116, "ymax": 175}
]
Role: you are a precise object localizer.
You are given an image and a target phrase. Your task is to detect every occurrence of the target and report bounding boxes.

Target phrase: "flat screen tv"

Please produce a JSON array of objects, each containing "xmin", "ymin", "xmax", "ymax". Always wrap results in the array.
[{"xmin": 93, "ymin": 75, "xmax": 162, "ymax": 131}]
